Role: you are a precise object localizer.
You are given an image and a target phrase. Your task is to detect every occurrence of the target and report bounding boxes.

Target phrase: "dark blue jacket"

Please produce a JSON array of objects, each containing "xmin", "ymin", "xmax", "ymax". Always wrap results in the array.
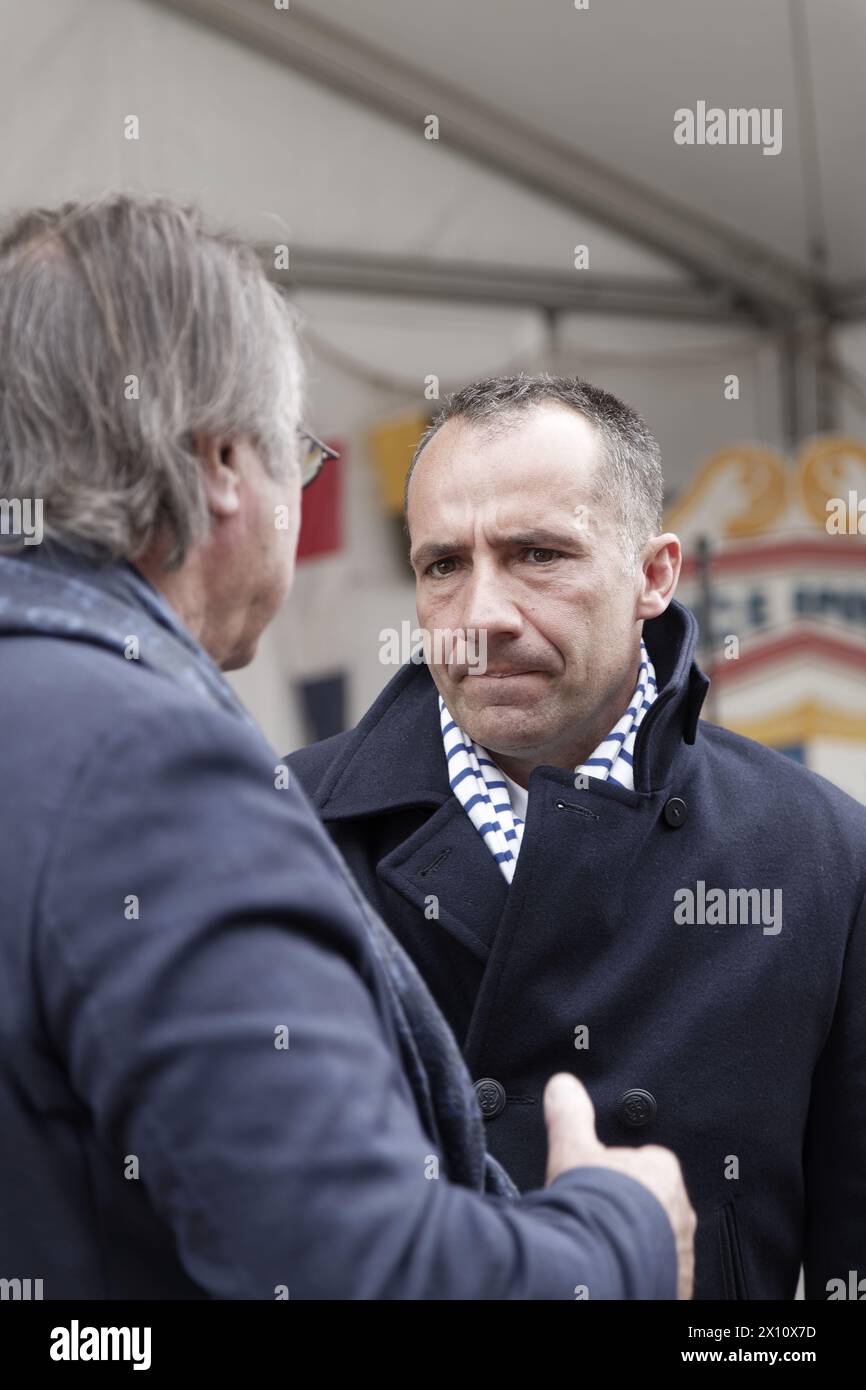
[
  {"xmin": 0, "ymin": 546, "xmax": 676, "ymax": 1300},
  {"xmin": 289, "ymin": 599, "xmax": 866, "ymax": 1301}
]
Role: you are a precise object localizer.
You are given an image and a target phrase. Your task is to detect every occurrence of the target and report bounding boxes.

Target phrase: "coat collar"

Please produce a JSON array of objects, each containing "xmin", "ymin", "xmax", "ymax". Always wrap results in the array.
[{"xmin": 316, "ymin": 598, "xmax": 709, "ymax": 819}]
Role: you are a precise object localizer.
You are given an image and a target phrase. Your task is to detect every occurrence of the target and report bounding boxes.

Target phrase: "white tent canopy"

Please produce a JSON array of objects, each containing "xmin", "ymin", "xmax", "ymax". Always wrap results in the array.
[{"xmin": 2, "ymin": 0, "xmax": 864, "ymax": 748}]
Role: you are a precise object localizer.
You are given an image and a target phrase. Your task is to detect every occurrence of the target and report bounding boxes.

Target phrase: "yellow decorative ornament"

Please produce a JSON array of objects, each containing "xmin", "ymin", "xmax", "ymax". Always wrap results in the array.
[
  {"xmin": 798, "ymin": 436, "xmax": 866, "ymax": 530},
  {"xmin": 665, "ymin": 446, "xmax": 789, "ymax": 538}
]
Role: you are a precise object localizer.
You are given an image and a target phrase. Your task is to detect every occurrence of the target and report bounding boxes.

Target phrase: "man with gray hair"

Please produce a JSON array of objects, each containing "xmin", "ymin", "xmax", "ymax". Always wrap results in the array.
[
  {"xmin": 290, "ymin": 372, "xmax": 866, "ymax": 1300},
  {"xmin": 0, "ymin": 194, "xmax": 693, "ymax": 1300}
]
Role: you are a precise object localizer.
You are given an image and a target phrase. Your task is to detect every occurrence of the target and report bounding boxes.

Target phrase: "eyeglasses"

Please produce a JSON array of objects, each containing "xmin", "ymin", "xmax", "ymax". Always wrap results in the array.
[{"xmin": 298, "ymin": 427, "xmax": 339, "ymax": 489}]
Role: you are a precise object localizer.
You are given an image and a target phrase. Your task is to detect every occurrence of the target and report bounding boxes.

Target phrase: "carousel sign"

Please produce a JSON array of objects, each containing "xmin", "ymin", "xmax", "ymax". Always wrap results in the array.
[{"xmin": 667, "ymin": 436, "xmax": 866, "ymax": 753}]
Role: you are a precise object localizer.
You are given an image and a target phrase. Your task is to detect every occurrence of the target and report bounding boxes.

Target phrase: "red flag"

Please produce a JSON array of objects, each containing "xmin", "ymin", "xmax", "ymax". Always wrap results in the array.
[{"xmin": 296, "ymin": 440, "xmax": 343, "ymax": 561}]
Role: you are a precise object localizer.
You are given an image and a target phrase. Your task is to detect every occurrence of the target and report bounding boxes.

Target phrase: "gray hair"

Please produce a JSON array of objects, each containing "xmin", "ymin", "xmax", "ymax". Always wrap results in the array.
[
  {"xmin": 0, "ymin": 191, "xmax": 303, "ymax": 566},
  {"xmin": 405, "ymin": 373, "xmax": 664, "ymax": 563}
]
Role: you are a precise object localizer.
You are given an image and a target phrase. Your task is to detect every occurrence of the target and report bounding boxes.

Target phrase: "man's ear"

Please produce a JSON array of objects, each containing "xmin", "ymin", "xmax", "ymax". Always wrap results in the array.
[
  {"xmin": 194, "ymin": 434, "xmax": 242, "ymax": 519},
  {"xmin": 636, "ymin": 533, "xmax": 682, "ymax": 621}
]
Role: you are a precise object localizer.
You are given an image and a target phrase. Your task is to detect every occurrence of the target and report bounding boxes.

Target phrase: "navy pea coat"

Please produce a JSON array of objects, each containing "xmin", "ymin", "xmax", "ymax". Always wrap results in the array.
[{"xmin": 289, "ymin": 599, "xmax": 866, "ymax": 1301}]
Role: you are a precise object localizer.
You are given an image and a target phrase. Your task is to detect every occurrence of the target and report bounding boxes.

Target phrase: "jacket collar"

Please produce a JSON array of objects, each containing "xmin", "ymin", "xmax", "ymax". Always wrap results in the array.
[
  {"xmin": 0, "ymin": 542, "xmax": 253, "ymax": 724},
  {"xmin": 316, "ymin": 598, "xmax": 709, "ymax": 819}
]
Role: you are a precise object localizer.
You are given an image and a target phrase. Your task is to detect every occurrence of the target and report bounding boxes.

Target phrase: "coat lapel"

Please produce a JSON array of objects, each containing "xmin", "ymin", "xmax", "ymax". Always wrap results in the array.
[
  {"xmin": 314, "ymin": 660, "xmax": 508, "ymax": 959},
  {"xmin": 376, "ymin": 797, "xmax": 508, "ymax": 962}
]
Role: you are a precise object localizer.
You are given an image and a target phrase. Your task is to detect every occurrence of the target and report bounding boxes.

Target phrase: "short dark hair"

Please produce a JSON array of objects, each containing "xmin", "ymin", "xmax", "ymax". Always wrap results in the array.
[{"xmin": 405, "ymin": 373, "xmax": 664, "ymax": 561}]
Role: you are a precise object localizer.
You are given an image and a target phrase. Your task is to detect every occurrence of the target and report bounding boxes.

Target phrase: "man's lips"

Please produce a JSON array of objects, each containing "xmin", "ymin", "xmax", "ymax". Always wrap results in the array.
[{"xmin": 465, "ymin": 668, "xmax": 544, "ymax": 679}]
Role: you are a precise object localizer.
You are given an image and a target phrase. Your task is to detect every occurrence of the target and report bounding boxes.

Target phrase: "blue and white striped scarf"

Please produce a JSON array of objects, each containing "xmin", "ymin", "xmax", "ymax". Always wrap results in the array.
[{"xmin": 440, "ymin": 639, "xmax": 657, "ymax": 883}]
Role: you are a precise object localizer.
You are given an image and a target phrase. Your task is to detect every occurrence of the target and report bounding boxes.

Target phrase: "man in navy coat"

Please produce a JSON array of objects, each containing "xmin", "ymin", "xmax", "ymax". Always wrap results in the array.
[
  {"xmin": 0, "ymin": 196, "xmax": 692, "ymax": 1300},
  {"xmin": 289, "ymin": 373, "xmax": 866, "ymax": 1301}
]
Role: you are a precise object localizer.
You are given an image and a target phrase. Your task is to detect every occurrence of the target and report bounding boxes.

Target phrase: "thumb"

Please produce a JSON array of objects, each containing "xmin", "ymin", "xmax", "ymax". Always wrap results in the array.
[{"xmin": 543, "ymin": 1073, "xmax": 602, "ymax": 1185}]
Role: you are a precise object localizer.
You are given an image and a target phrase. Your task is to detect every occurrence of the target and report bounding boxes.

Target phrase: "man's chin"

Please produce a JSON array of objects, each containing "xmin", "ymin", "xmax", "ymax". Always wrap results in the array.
[
  {"xmin": 456, "ymin": 703, "xmax": 551, "ymax": 756},
  {"xmin": 220, "ymin": 633, "xmax": 260, "ymax": 672},
  {"xmin": 220, "ymin": 584, "xmax": 290, "ymax": 672}
]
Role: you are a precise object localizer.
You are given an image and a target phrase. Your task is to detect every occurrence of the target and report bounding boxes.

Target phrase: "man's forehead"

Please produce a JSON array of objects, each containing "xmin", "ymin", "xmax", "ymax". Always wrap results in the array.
[
  {"xmin": 416, "ymin": 497, "xmax": 585, "ymax": 539},
  {"xmin": 427, "ymin": 402, "xmax": 597, "ymax": 460},
  {"xmin": 409, "ymin": 405, "xmax": 600, "ymax": 525}
]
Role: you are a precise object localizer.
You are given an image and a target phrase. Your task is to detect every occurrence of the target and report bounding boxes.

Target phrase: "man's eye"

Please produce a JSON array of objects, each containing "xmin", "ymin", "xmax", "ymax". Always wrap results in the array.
[
  {"xmin": 523, "ymin": 547, "xmax": 560, "ymax": 564},
  {"xmin": 427, "ymin": 557, "xmax": 458, "ymax": 577}
]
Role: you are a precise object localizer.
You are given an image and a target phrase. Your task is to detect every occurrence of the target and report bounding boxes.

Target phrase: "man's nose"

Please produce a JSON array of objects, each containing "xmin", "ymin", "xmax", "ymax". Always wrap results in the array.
[{"xmin": 459, "ymin": 566, "xmax": 523, "ymax": 638}]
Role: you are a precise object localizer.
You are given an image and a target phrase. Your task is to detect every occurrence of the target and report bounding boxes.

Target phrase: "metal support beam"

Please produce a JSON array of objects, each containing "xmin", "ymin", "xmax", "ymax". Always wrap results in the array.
[
  {"xmin": 828, "ymin": 280, "xmax": 866, "ymax": 321},
  {"xmin": 773, "ymin": 312, "xmax": 840, "ymax": 445},
  {"xmin": 266, "ymin": 247, "xmax": 754, "ymax": 322},
  {"xmin": 777, "ymin": 324, "xmax": 802, "ymax": 451},
  {"xmin": 155, "ymin": 0, "xmax": 819, "ymax": 316},
  {"xmin": 813, "ymin": 320, "xmax": 839, "ymax": 434}
]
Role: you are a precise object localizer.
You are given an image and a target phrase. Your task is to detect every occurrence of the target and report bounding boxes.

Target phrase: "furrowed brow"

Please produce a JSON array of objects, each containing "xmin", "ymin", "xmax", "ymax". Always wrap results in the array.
[
  {"xmin": 411, "ymin": 541, "xmax": 464, "ymax": 570},
  {"xmin": 412, "ymin": 527, "xmax": 587, "ymax": 569},
  {"xmin": 506, "ymin": 528, "xmax": 587, "ymax": 549}
]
